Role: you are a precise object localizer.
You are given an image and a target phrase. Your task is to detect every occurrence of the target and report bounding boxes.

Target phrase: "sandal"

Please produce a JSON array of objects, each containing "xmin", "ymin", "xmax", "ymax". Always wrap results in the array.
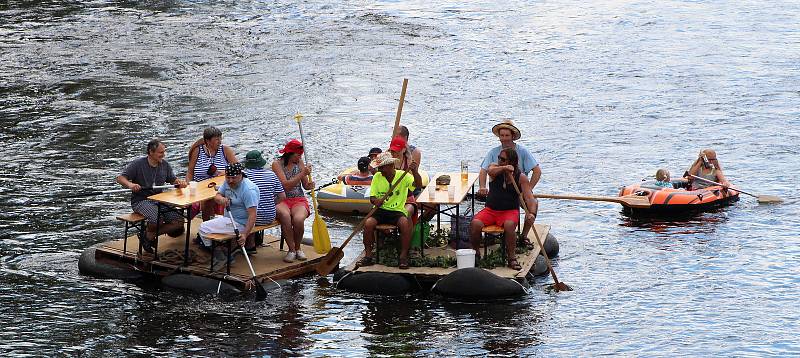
[
  {"xmin": 519, "ymin": 238, "xmax": 534, "ymax": 250},
  {"xmin": 398, "ymin": 257, "xmax": 409, "ymax": 270},
  {"xmin": 507, "ymin": 258, "xmax": 522, "ymax": 270},
  {"xmin": 358, "ymin": 256, "xmax": 375, "ymax": 267}
]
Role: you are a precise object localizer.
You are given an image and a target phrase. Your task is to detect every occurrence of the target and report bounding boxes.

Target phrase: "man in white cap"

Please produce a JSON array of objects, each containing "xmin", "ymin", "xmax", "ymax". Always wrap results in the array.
[{"xmin": 478, "ymin": 120, "xmax": 540, "ymax": 241}]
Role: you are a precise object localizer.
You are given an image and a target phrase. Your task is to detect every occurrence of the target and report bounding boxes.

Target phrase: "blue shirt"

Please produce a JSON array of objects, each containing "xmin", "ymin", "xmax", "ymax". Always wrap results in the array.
[
  {"xmin": 218, "ymin": 178, "xmax": 260, "ymax": 228},
  {"xmin": 480, "ymin": 144, "xmax": 539, "ymax": 174}
]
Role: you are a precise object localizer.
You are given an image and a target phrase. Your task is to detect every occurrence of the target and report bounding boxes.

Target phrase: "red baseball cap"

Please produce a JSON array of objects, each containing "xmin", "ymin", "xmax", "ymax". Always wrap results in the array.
[
  {"xmin": 279, "ymin": 139, "xmax": 304, "ymax": 155},
  {"xmin": 388, "ymin": 136, "xmax": 406, "ymax": 152}
]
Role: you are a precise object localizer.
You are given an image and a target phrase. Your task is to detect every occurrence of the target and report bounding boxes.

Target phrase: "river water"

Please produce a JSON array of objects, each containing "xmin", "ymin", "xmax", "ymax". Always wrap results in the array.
[{"xmin": 1, "ymin": 0, "xmax": 799, "ymax": 356}]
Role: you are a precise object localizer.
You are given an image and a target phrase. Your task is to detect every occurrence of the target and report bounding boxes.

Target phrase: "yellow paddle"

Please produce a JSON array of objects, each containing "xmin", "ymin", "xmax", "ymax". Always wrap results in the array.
[{"xmin": 294, "ymin": 113, "xmax": 331, "ymax": 254}]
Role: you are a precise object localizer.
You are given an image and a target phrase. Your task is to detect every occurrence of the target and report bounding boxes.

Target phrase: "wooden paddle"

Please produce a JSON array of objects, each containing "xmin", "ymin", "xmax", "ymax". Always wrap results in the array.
[
  {"xmin": 392, "ymin": 78, "xmax": 408, "ymax": 138},
  {"xmin": 294, "ymin": 113, "xmax": 331, "ymax": 254},
  {"xmin": 226, "ymin": 208, "xmax": 268, "ymax": 301},
  {"xmin": 533, "ymin": 193, "xmax": 651, "ymax": 209},
  {"xmin": 316, "ymin": 167, "xmax": 411, "ymax": 276},
  {"xmin": 688, "ymin": 174, "xmax": 783, "ymax": 204},
  {"xmin": 508, "ymin": 175, "xmax": 572, "ymax": 292}
]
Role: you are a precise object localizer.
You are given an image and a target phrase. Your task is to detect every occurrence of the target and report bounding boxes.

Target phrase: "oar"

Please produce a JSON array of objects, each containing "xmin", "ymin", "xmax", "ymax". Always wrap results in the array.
[
  {"xmin": 688, "ymin": 174, "xmax": 783, "ymax": 203},
  {"xmin": 59, "ymin": 185, "xmax": 176, "ymax": 199},
  {"xmin": 316, "ymin": 168, "xmax": 411, "ymax": 276},
  {"xmin": 509, "ymin": 176, "xmax": 572, "ymax": 292},
  {"xmin": 226, "ymin": 207, "xmax": 268, "ymax": 301},
  {"xmin": 533, "ymin": 193, "xmax": 651, "ymax": 209},
  {"xmin": 295, "ymin": 112, "xmax": 332, "ymax": 254},
  {"xmin": 311, "ymin": 179, "xmax": 338, "ymax": 193},
  {"xmin": 392, "ymin": 78, "xmax": 409, "ymax": 138}
]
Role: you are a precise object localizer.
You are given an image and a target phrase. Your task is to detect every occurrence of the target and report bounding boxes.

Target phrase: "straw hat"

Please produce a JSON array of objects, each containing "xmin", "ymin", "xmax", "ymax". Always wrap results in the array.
[
  {"xmin": 370, "ymin": 152, "xmax": 399, "ymax": 168},
  {"xmin": 492, "ymin": 120, "xmax": 521, "ymax": 140}
]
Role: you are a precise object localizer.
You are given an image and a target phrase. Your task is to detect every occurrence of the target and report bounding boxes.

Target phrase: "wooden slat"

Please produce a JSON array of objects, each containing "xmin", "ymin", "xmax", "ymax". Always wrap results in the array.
[
  {"xmin": 116, "ymin": 212, "xmax": 145, "ymax": 223},
  {"xmin": 482, "ymin": 225, "xmax": 504, "ymax": 234}
]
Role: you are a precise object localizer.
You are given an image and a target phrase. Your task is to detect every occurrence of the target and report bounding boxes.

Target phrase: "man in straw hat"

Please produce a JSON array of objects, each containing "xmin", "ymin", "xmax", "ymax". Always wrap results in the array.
[
  {"xmin": 359, "ymin": 152, "xmax": 422, "ymax": 269},
  {"xmin": 243, "ymin": 150, "xmax": 287, "ymax": 252},
  {"xmin": 478, "ymin": 120, "xmax": 541, "ymax": 241}
]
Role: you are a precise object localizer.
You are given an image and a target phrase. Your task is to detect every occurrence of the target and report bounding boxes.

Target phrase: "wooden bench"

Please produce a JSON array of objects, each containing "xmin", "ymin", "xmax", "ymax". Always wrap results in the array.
[
  {"xmin": 202, "ymin": 221, "xmax": 280, "ymax": 273},
  {"xmin": 481, "ymin": 225, "xmax": 505, "ymax": 258},
  {"xmin": 116, "ymin": 213, "xmax": 146, "ymax": 256}
]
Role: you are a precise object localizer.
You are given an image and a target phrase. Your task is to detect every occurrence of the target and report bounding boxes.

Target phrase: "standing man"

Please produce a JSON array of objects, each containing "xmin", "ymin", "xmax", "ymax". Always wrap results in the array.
[
  {"xmin": 198, "ymin": 163, "xmax": 259, "ymax": 262},
  {"xmin": 478, "ymin": 120, "xmax": 541, "ymax": 240},
  {"xmin": 360, "ymin": 152, "xmax": 422, "ymax": 269},
  {"xmin": 117, "ymin": 139, "xmax": 187, "ymax": 253}
]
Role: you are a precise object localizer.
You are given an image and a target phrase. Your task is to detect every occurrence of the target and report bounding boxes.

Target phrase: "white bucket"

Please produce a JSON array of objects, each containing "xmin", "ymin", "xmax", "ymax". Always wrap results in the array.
[{"xmin": 456, "ymin": 249, "xmax": 476, "ymax": 269}]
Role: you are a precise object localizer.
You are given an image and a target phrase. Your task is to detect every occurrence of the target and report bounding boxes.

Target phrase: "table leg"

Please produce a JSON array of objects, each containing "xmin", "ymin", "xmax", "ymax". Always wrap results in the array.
[
  {"xmin": 154, "ymin": 203, "xmax": 162, "ymax": 259},
  {"xmin": 183, "ymin": 207, "xmax": 191, "ymax": 266},
  {"xmin": 455, "ymin": 204, "xmax": 460, "ymax": 242}
]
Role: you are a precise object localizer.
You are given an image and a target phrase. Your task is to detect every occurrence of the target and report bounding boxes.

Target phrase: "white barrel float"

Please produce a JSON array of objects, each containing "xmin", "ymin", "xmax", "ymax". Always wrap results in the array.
[
  {"xmin": 336, "ymin": 271, "xmax": 414, "ymax": 296},
  {"xmin": 161, "ymin": 274, "xmax": 242, "ymax": 295},
  {"xmin": 432, "ymin": 267, "xmax": 529, "ymax": 299},
  {"xmin": 78, "ymin": 245, "xmax": 143, "ymax": 280}
]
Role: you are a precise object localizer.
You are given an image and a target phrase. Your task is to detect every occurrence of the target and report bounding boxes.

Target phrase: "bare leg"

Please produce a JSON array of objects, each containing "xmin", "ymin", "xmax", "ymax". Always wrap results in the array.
[
  {"xmin": 290, "ymin": 205, "xmax": 308, "ymax": 251},
  {"xmin": 469, "ymin": 219, "xmax": 485, "ymax": 252},
  {"xmin": 363, "ymin": 217, "xmax": 377, "ymax": 257},
  {"xmin": 503, "ymin": 220, "xmax": 517, "ymax": 261},
  {"xmin": 276, "ymin": 203, "xmax": 293, "ymax": 251},
  {"xmin": 398, "ymin": 216, "xmax": 412, "ymax": 260}
]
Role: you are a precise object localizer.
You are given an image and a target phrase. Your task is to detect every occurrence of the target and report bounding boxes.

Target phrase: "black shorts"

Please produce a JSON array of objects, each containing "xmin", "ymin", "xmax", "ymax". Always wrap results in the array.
[{"xmin": 373, "ymin": 208, "xmax": 405, "ymax": 225}]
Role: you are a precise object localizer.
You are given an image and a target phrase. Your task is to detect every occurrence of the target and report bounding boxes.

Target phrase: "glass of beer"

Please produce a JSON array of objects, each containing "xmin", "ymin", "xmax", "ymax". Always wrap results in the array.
[{"xmin": 460, "ymin": 160, "xmax": 468, "ymax": 181}]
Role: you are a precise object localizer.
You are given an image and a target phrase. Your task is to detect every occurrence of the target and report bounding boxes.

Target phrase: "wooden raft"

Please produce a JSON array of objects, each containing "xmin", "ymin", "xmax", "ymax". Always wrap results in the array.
[
  {"xmin": 346, "ymin": 223, "xmax": 550, "ymax": 281},
  {"xmin": 94, "ymin": 217, "xmax": 324, "ymax": 288}
]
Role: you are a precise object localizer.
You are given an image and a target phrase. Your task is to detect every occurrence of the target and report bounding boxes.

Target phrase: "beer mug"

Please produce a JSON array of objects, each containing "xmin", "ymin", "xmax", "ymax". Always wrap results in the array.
[
  {"xmin": 189, "ymin": 181, "xmax": 198, "ymax": 196},
  {"xmin": 460, "ymin": 160, "xmax": 468, "ymax": 181}
]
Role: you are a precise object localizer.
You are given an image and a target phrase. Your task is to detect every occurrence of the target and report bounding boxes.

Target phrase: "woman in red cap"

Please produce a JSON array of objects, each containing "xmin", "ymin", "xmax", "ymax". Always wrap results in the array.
[{"xmin": 272, "ymin": 139, "xmax": 314, "ymax": 262}]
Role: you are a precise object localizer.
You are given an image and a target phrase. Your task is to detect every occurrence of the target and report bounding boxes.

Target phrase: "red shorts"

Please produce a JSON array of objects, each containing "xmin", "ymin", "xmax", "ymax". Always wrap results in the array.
[
  {"xmin": 281, "ymin": 196, "xmax": 310, "ymax": 215},
  {"xmin": 473, "ymin": 207, "xmax": 519, "ymax": 226}
]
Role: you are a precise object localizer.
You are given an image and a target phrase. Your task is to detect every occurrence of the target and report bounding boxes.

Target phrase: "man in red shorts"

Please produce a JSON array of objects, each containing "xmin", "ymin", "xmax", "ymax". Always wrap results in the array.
[{"xmin": 469, "ymin": 147, "xmax": 535, "ymax": 270}]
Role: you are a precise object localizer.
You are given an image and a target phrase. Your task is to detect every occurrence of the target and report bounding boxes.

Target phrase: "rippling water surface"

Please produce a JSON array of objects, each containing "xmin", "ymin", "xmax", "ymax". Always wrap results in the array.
[{"xmin": 2, "ymin": 1, "xmax": 799, "ymax": 356}]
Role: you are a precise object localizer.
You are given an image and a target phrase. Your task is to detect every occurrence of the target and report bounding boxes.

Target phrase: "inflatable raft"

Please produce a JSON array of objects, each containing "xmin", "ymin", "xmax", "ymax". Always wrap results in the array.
[
  {"xmin": 619, "ymin": 179, "xmax": 739, "ymax": 214},
  {"xmin": 317, "ymin": 167, "xmax": 429, "ymax": 214}
]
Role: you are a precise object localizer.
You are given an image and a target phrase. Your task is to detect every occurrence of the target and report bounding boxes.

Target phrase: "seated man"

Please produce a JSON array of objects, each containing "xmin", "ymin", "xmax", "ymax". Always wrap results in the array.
[
  {"xmin": 469, "ymin": 148, "xmax": 535, "ymax": 270},
  {"xmin": 198, "ymin": 163, "xmax": 259, "ymax": 264},
  {"xmin": 337, "ymin": 156, "xmax": 373, "ymax": 185},
  {"xmin": 116, "ymin": 139, "xmax": 187, "ymax": 253},
  {"xmin": 243, "ymin": 150, "xmax": 287, "ymax": 253},
  {"xmin": 360, "ymin": 152, "xmax": 422, "ymax": 269}
]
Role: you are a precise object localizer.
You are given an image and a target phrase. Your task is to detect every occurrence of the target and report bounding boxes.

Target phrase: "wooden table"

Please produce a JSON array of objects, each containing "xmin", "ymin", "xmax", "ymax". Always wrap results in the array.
[
  {"xmin": 416, "ymin": 172, "xmax": 479, "ymax": 244},
  {"xmin": 148, "ymin": 175, "xmax": 224, "ymax": 265}
]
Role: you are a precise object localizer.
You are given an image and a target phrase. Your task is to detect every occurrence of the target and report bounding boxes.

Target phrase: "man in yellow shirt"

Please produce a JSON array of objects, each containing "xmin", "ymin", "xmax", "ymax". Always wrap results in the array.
[{"xmin": 360, "ymin": 152, "xmax": 422, "ymax": 269}]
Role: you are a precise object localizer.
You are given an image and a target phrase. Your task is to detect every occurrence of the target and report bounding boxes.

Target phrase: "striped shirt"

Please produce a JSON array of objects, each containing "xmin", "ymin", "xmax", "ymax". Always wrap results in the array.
[
  {"xmin": 192, "ymin": 144, "xmax": 229, "ymax": 181},
  {"xmin": 244, "ymin": 168, "xmax": 284, "ymax": 225}
]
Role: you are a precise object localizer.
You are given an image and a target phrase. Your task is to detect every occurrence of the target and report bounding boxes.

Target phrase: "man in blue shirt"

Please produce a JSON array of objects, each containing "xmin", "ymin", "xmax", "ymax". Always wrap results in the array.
[
  {"xmin": 478, "ymin": 120, "xmax": 541, "ymax": 241},
  {"xmin": 198, "ymin": 163, "xmax": 260, "ymax": 251}
]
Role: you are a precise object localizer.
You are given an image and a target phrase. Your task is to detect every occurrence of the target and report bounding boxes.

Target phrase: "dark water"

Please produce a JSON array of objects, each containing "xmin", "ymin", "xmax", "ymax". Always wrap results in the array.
[{"xmin": 2, "ymin": 1, "xmax": 799, "ymax": 356}]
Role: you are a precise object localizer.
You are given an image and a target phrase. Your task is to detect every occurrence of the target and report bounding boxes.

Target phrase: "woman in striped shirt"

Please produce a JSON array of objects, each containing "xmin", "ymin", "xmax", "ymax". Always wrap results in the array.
[{"xmin": 187, "ymin": 126, "xmax": 238, "ymax": 220}]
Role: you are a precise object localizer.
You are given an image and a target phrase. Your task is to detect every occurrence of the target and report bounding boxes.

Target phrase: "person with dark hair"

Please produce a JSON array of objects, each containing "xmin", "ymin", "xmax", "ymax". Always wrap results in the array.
[
  {"xmin": 243, "ymin": 150, "xmax": 286, "ymax": 247},
  {"xmin": 337, "ymin": 157, "xmax": 373, "ymax": 185},
  {"xmin": 198, "ymin": 163, "xmax": 260, "ymax": 268},
  {"xmin": 478, "ymin": 120, "xmax": 540, "ymax": 240},
  {"xmin": 187, "ymin": 126, "xmax": 238, "ymax": 221},
  {"xmin": 469, "ymin": 147, "xmax": 535, "ymax": 270},
  {"xmin": 367, "ymin": 147, "xmax": 382, "ymax": 175},
  {"xmin": 116, "ymin": 139, "xmax": 187, "ymax": 253},
  {"xmin": 271, "ymin": 139, "xmax": 313, "ymax": 263}
]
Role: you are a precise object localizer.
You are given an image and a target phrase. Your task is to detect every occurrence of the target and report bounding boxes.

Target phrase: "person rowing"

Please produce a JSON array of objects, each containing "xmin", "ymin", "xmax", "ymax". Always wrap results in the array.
[{"xmin": 684, "ymin": 149, "xmax": 730, "ymax": 190}]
